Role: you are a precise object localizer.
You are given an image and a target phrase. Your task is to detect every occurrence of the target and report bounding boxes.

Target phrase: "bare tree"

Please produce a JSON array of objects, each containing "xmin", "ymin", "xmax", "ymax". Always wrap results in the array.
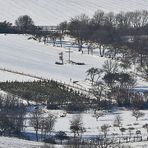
[
  {"xmin": 0, "ymin": 94, "xmax": 26, "ymax": 137},
  {"xmin": 30, "ymin": 107, "xmax": 43, "ymax": 141},
  {"xmin": 70, "ymin": 115, "xmax": 85, "ymax": 138},
  {"xmin": 58, "ymin": 21, "xmax": 68, "ymax": 34},
  {"xmin": 86, "ymin": 67, "xmax": 102, "ymax": 85},
  {"xmin": 128, "ymin": 127, "xmax": 135, "ymax": 138},
  {"xmin": 44, "ymin": 113, "xmax": 56, "ymax": 137},
  {"xmin": 93, "ymin": 111, "xmax": 104, "ymax": 121},
  {"xmin": 92, "ymin": 10, "xmax": 105, "ymax": 26},
  {"xmin": 143, "ymin": 124, "xmax": 148, "ymax": 140},
  {"xmin": 102, "ymin": 60, "xmax": 118, "ymax": 74},
  {"xmin": 132, "ymin": 110, "xmax": 145, "ymax": 121},
  {"xmin": 101, "ymin": 124, "xmax": 110, "ymax": 138},
  {"xmin": 105, "ymin": 12, "xmax": 115, "ymax": 27},
  {"xmin": 55, "ymin": 131, "xmax": 69, "ymax": 144},
  {"xmin": 141, "ymin": 10, "xmax": 148, "ymax": 26},
  {"xmin": 90, "ymin": 81, "xmax": 105, "ymax": 110},
  {"xmin": 15, "ymin": 15, "xmax": 35, "ymax": 33},
  {"xmin": 113, "ymin": 115, "xmax": 122, "ymax": 129},
  {"xmin": 120, "ymin": 127, "xmax": 126, "ymax": 137},
  {"xmin": 68, "ymin": 14, "xmax": 90, "ymax": 52},
  {"xmin": 139, "ymin": 59, "xmax": 148, "ymax": 81}
]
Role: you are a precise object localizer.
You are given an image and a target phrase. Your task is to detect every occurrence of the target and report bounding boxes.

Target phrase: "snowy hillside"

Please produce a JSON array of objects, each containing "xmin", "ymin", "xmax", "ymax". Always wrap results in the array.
[
  {"xmin": 0, "ymin": 34, "xmax": 148, "ymax": 90},
  {"xmin": 0, "ymin": 137, "xmax": 63, "ymax": 148},
  {"xmin": 0, "ymin": 0, "xmax": 148, "ymax": 25},
  {"xmin": 0, "ymin": 34, "xmax": 107, "ymax": 85},
  {"xmin": 0, "ymin": 70, "xmax": 37, "ymax": 82},
  {"xmin": 0, "ymin": 136, "xmax": 147, "ymax": 148},
  {"xmin": 0, "ymin": 137, "xmax": 43, "ymax": 148}
]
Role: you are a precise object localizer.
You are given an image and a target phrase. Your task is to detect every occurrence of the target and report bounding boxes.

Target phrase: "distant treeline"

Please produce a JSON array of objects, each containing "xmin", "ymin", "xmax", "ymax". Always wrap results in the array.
[
  {"xmin": 1, "ymin": 10, "xmax": 148, "ymax": 73},
  {"xmin": 61, "ymin": 10, "xmax": 148, "ymax": 64},
  {"xmin": 33, "ymin": 10, "xmax": 148, "ymax": 68},
  {"xmin": 2, "ymin": 10, "xmax": 148, "ymax": 35}
]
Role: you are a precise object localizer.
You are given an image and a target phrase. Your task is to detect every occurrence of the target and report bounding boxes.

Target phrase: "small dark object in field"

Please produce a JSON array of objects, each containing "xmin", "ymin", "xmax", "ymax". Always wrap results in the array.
[
  {"xmin": 55, "ymin": 62, "xmax": 64, "ymax": 65},
  {"xmin": 73, "ymin": 81, "xmax": 79, "ymax": 84},
  {"xmin": 69, "ymin": 60, "xmax": 85, "ymax": 65},
  {"xmin": 28, "ymin": 37, "xmax": 37, "ymax": 40},
  {"xmin": 77, "ymin": 62, "xmax": 85, "ymax": 65}
]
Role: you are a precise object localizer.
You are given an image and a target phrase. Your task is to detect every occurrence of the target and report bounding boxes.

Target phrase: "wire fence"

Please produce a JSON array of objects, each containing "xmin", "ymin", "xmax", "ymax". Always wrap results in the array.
[{"xmin": 0, "ymin": 67, "xmax": 90, "ymax": 95}]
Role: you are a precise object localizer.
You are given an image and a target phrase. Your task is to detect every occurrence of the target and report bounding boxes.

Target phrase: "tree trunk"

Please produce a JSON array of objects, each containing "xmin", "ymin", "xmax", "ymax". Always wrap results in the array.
[{"xmin": 35, "ymin": 130, "xmax": 38, "ymax": 141}]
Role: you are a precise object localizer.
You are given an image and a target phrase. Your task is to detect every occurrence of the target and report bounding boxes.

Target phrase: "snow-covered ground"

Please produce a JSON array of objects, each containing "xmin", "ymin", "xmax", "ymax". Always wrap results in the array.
[
  {"xmin": 0, "ymin": 34, "xmax": 106, "ymax": 85},
  {"xmin": 0, "ymin": 70, "xmax": 36, "ymax": 82},
  {"xmin": 0, "ymin": 136, "xmax": 147, "ymax": 148},
  {"xmin": 128, "ymin": 142, "xmax": 148, "ymax": 148},
  {"xmin": 25, "ymin": 106, "xmax": 148, "ymax": 140},
  {"xmin": 0, "ymin": 1, "xmax": 148, "ymax": 147},
  {"xmin": 0, "ymin": 0, "xmax": 148, "ymax": 25},
  {"xmin": 24, "ymin": 108, "xmax": 148, "ymax": 147},
  {"xmin": 49, "ymin": 109, "xmax": 148, "ymax": 137},
  {"xmin": 0, "ymin": 34, "xmax": 147, "ymax": 91},
  {"xmin": 0, "ymin": 137, "xmax": 43, "ymax": 148},
  {"xmin": 0, "ymin": 137, "xmax": 63, "ymax": 148}
]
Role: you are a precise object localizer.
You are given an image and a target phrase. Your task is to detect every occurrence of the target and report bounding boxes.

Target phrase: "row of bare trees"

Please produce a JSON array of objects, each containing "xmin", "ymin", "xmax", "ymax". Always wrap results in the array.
[
  {"xmin": 28, "ymin": 10, "xmax": 148, "ymax": 79},
  {"xmin": 33, "ymin": 10, "xmax": 148, "ymax": 82},
  {"xmin": 0, "ymin": 94, "xmax": 26, "ymax": 136},
  {"xmin": 30, "ymin": 107, "xmax": 57, "ymax": 141},
  {"xmin": 57, "ymin": 10, "xmax": 148, "ymax": 79},
  {"xmin": 86, "ymin": 59, "xmax": 148, "ymax": 109},
  {"xmin": 86, "ymin": 60, "xmax": 133, "ymax": 107},
  {"xmin": 64, "ymin": 10, "xmax": 148, "ymax": 50}
]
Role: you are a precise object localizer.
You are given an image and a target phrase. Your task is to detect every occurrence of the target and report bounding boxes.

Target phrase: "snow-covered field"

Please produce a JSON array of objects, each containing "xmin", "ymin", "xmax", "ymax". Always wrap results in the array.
[
  {"xmin": 0, "ymin": 136, "xmax": 147, "ymax": 148},
  {"xmin": 0, "ymin": 137, "xmax": 44, "ymax": 148},
  {"xmin": 24, "ymin": 108, "xmax": 148, "ymax": 147},
  {"xmin": 0, "ymin": 0, "xmax": 148, "ymax": 25},
  {"xmin": 0, "ymin": 1, "xmax": 148, "ymax": 147},
  {"xmin": 44, "ymin": 109, "xmax": 148, "ymax": 138},
  {"xmin": 0, "ymin": 34, "xmax": 107, "ymax": 85},
  {"xmin": 0, "ymin": 34, "xmax": 147, "ymax": 91},
  {"xmin": 1, "ymin": 136, "xmax": 148, "ymax": 148},
  {"xmin": 0, "ymin": 137, "xmax": 63, "ymax": 148},
  {"xmin": 0, "ymin": 70, "xmax": 36, "ymax": 82},
  {"xmin": 129, "ymin": 142, "xmax": 148, "ymax": 148}
]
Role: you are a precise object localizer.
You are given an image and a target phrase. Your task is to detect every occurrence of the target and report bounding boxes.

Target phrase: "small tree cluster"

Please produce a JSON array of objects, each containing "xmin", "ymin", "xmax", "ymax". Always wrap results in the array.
[
  {"xmin": 0, "ymin": 94, "xmax": 26, "ymax": 137},
  {"xmin": 30, "ymin": 107, "xmax": 56, "ymax": 141}
]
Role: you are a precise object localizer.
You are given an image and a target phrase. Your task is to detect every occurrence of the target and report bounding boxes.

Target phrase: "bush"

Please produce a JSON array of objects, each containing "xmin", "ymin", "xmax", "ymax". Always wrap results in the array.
[{"xmin": 100, "ymin": 100, "xmax": 113, "ymax": 110}]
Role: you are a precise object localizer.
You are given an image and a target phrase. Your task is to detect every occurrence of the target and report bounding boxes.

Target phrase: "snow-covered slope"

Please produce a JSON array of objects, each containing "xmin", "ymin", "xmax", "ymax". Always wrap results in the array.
[
  {"xmin": 0, "ymin": 137, "xmax": 43, "ymax": 148},
  {"xmin": 0, "ymin": 70, "xmax": 37, "ymax": 82},
  {"xmin": 0, "ymin": 34, "xmax": 148, "ymax": 90},
  {"xmin": 0, "ymin": 34, "xmax": 107, "ymax": 85},
  {"xmin": 0, "ymin": 0, "xmax": 148, "ymax": 25},
  {"xmin": 0, "ymin": 137, "xmax": 62, "ymax": 148}
]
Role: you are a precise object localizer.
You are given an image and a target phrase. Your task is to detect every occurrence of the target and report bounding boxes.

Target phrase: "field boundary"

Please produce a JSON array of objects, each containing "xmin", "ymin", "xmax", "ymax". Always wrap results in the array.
[{"xmin": 0, "ymin": 67, "xmax": 90, "ymax": 95}]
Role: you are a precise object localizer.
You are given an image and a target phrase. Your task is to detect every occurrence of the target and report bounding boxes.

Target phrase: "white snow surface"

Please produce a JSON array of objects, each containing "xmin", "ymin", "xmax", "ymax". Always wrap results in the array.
[
  {"xmin": 0, "ymin": 34, "xmax": 107, "ymax": 84},
  {"xmin": 0, "ymin": 136, "xmax": 63, "ymax": 148},
  {"xmin": 0, "ymin": 0, "xmax": 148, "ymax": 25},
  {"xmin": 0, "ymin": 70, "xmax": 36, "ymax": 82},
  {"xmin": 0, "ymin": 137, "xmax": 43, "ymax": 148},
  {"xmin": 53, "ymin": 109, "xmax": 148, "ymax": 137},
  {"xmin": 24, "ymin": 108, "xmax": 148, "ymax": 147},
  {"xmin": 0, "ymin": 34, "xmax": 148, "ymax": 90}
]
